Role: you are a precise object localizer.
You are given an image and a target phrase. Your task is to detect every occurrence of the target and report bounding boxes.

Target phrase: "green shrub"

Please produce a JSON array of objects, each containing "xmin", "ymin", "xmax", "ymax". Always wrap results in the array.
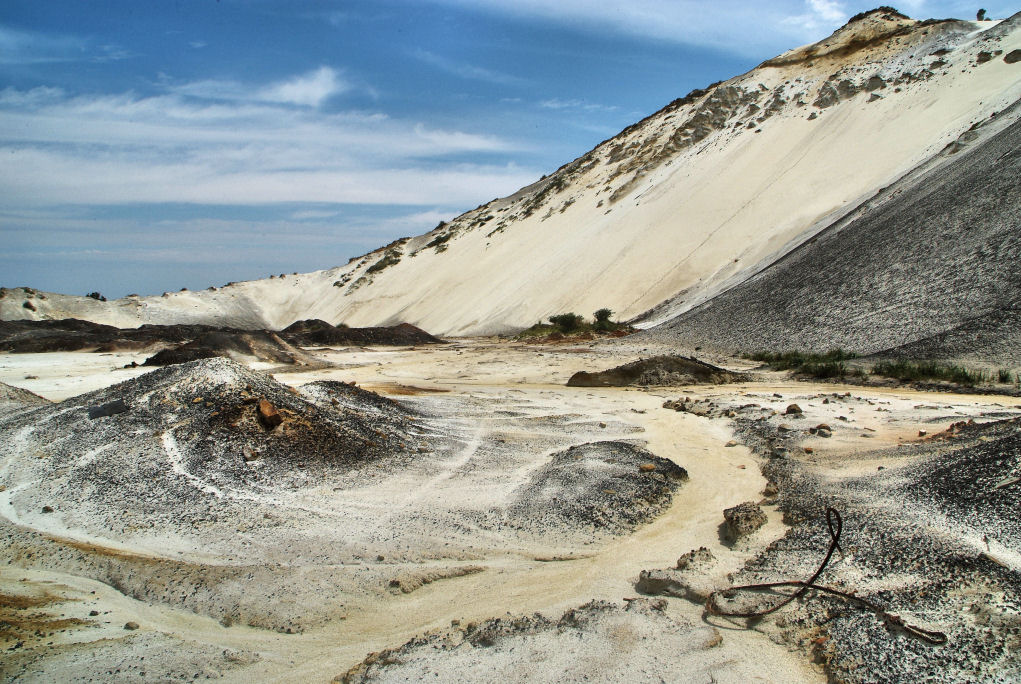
[
  {"xmin": 870, "ymin": 360, "xmax": 989, "ymax": 385},
  {"xmin": 998, "ymin": 368, "xmax": 1012, "ymax": 383},
  {"xmin": 549, "ymin": 313, "xmax": 584, "ymax": 332}
]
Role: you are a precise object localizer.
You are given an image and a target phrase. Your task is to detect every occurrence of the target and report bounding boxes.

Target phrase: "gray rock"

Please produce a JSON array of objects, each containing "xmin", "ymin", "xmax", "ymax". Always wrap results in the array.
[{"xmin": 723, "ymin": 501, "xmax": 767, "ymax": 542}]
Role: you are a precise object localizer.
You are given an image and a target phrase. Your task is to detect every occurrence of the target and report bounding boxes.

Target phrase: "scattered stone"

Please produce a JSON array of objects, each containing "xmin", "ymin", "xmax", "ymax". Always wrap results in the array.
[
  {"xmin": 89, "ymin": 610, "xmax": 100, "ymax": 617},
  {"xmin": 785, "ymin": 404, "xmax": 803, "ymax": 415},
  {"xmin": 87, "ymin": 399, "xmax": 129, "ymax": 420},
  {"xmin": 676, "ymin": 546, "xmax": 715, "ymax": 570},
  {"xmin": 1005, "ymin": 49, "xmax": 1021, "ymax": 64},
  {"xmin": 22, "ymin": 300, "xmax": 36, "ymax": 311},
  {"xmin": 804, "ymin": 447, "xmax": 814, "ymax": 454},
  {"xmin": 725, "ymin": 440, "xmax": 738, "ymax": 447},
  {"xmin": 763, "ymin": 482, "xmax": 779, "ymax": 497},
  {"xmin": 257, "ymin": 398, "xmax": 283, "ymax": 429},
  {"xmin": 778, "ymin": 424, "xmax": 793, "ymax": 432},
  {"xmin": 123, "ymin": 622, "xmax": 140, "ymax": 631},
  {"xmin": 919, "ymin": 429, "xmax": 927, "ymax": 437},
  {"xmin": 242, "ymin": 447, "xmax": 259, "ymax": 462},
  {"xmin": 722, "ymin": 501, "xmax": 767, "ymax": 542},
  {"xmin": 41, "ymin": 505, "xmax": 54, "ymax": 513}
]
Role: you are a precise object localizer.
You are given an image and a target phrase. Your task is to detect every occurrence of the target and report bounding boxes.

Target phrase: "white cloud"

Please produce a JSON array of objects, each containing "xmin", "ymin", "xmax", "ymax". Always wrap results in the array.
[
  {"xmin": 540, "ymin": 98, "xmax": 618, "ymax": 113},
  {"xmin": 0, "ymin": 82, "xmax": 536, "ymax": 208},
  {"xmin": 257, "ymin": 66, "xmax": 347, "ymax": 107},
  {"xmin": 412, "ymin": 49, "xmax": 527, "ymax": 85},
  {"xmin": 423, "ymin": 0, "xmax": 834, "ymax": 55},
  {"xmin": 169, "ymin": 66, "xmax": 348, "ymax": 108}
]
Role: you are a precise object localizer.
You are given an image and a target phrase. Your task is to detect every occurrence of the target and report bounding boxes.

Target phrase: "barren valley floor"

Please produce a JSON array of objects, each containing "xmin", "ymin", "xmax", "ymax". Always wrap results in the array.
[{"xmin": 2, "ymin": 339, "xmax": 1019, "ymax": 682}]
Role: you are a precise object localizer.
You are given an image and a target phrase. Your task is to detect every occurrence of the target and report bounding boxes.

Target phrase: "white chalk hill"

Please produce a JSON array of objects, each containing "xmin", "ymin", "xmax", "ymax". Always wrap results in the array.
[{"xmin": 5, "ymin": 9, "xmax": 1021, "ymax": 336}]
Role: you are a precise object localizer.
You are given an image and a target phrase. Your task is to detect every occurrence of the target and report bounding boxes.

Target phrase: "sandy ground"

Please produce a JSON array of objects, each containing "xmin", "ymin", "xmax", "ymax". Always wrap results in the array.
[{"xmin": 2, "ymin": 339, "xmax": 1020, "ymax": 682}]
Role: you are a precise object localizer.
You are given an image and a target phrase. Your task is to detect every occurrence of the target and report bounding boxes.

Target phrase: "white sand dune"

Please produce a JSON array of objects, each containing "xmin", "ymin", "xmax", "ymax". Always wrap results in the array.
[{"xmin": 4, "ymin": 12, "xmax": 1019, "ymax": 338}]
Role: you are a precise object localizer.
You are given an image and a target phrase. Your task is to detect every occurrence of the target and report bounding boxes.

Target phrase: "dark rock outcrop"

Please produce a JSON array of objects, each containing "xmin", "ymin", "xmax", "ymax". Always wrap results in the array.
[{"xmin": 567, "ymin": 356, "xmax": 745, "ymax": 387}]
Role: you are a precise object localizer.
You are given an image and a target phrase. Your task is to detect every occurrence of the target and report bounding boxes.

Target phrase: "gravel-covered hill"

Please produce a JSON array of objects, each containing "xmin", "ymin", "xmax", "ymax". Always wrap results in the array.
[{"xmin": 645, "ymin": 104, "xmax": 1021, "ymax": 366}]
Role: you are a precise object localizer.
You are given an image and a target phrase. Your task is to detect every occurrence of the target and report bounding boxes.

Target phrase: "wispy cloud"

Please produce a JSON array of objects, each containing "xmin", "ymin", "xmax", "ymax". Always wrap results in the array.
[
  {"xmin": 540, "ymin": 98, "xmax": 618, "ymax": 113},
  {"xmin": 0, "ymin": 76, "xmax": 537, "ymax": 208},
  {"xmin": 412, "ymin": 49, "xmax": 527, "ymax": 85},
  {"xmin": 257, "ymin": 66, "xmax": 347, "ymax": 107},
  {"xmin": 168, "ymin": 66, "xmax": 349, "ymax": 108},
  {"xmin": 420, "ymin": 0, "xmax": 879, "ymax": 55}
]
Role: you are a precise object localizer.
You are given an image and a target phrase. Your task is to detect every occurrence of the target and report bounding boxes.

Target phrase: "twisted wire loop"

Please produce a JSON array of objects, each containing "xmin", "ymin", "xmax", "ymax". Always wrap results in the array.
[{"xmin": 705, "ymin": 507, "xmax": 948, "ymax": 646}]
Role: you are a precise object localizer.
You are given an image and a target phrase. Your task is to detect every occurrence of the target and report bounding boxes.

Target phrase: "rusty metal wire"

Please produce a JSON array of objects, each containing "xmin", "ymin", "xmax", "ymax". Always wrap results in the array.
[{"xmin": 705, "ymin": 507, "xmax": 948, "ymax": 645}]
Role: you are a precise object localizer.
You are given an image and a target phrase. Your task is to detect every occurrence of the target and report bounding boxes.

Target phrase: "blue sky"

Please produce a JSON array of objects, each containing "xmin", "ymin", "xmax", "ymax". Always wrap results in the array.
[{"xmin": 1, "ymin": 0, "xmax": 1013, "ymax": 297}]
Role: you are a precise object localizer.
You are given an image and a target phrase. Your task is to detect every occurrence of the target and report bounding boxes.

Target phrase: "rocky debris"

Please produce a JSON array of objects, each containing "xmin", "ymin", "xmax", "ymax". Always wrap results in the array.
[
  {"xmin": 722, "ymin": 501, "xmax": 767, "ymax": 543},
  {"xmin": 123, "ymin": 621, "xmax": 139, "ymax": 630},
  {"xmin": 21, "ymin": 301, "xmax": 36, "ymax": 312},
  {"xmin": 386, "ymin": 565, "xmax": 485, "ymax": 595},
  {"xmin": 256, "ymin": 398, "xmax": 282, "ymax": 429},
  {"xmin": 662, "ymin": 396, "xmax": 731, "ymax": 418},
  {"xmin": 636, "ymin": 547, "xmax": 720, "ymax": 602},
  {"xmin": 1006, "ymin": 49, "xmax": 1021, "ymax": 63},
  {"xmin": 567, "ymin": 355, "xmax": 745, "ymax": 387},
  {"xmin": 87, "ymin": 399, "xmax": 128, "ymax": 420},
  {"xmin": 507, "ymin": 442, "xmax": 688, "ymax": 535},
  {"xmin": 718, "ymin": 408, "xmax": 1021, "ymax": 683},
  {"xmin": 338, "ymin": 598, "xmax": 743, "ymax": 683},
  {"xmin": 784, "ymin": 404, "xmax": 803, "ymax": 415}
]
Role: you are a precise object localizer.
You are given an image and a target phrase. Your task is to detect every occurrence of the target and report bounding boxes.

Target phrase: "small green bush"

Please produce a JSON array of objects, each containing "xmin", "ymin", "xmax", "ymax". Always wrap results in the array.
[
  {"xmin": 548, "ymin": 313, "xmax": 584, "ymax": 333},
  {"xmin": 997, "ymin": 368, "xmax": 1012, "ymax": 383}
]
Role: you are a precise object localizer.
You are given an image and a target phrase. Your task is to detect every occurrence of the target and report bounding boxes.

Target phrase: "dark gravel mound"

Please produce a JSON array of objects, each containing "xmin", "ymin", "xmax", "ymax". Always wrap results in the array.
[
  {"xmin": 567, "ymin": 355, "xmax": 745, "ymax": 387},
  {"xmin": 143, "ymin": 330, "xmax": 312, "ymax": 366},
  {"xmin": 508, "ymin": 441, "xmax": 688, "ymax": 534},
  {"xmin": 0, "ymin": 357, "xmax": 421, "ymax": 532},
  {"xmin": 723, "ymin": 414, "xmax": 1021, "ymax": 683},
  {"xmin": 0, "ymin": 319, "xmax": 207, "ymax": 353},
  {"xmin": 646, "ymin": 111, "xmax": 1021, "ymax": 366},
  {"xmin": 280, "ymin": 319, "xmax": 444, "ymax": 346}
]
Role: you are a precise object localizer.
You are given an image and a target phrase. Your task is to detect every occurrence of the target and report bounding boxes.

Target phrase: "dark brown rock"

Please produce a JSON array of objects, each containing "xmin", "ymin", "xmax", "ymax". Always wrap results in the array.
[
  {"xmin": 1005, "ymin": 50, "xmax": 1021, "ymax": 64},
  {"xmin": 785, "ymin": 404, "xmax": 803, "ymax": 415},
  {"xmin": 257, "ymin": 398, "xmax": 283, "ymax": 429}
]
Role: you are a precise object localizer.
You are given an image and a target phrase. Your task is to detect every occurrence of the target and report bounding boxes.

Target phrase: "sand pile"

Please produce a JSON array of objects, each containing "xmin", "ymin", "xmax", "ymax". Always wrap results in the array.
[
  {"xmin": 142, "ymin": 329, "xmax": 316, "ymax": 366},
  {"xmin": 566, "ymin": 355, "xmax": 745, "ymax": 387},
  {"xmin": 339, "ymin": 598, "xmax": 800, "ymax": 683},
  {"xmin": 507, "ymin": 441, "xmax": 687, "ymax": 533},
  {"xmin": 0, "ymin": 381, "xmax": 49, "ymax": 409}
]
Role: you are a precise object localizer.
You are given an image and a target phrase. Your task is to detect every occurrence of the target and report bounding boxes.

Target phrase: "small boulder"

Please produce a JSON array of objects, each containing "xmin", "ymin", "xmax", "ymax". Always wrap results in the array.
[
  {"xmin": 722, "ymin": 501, "xmax": 767, "ymax": 543},
  {"xmin": 257, "ymin": 398, "xmax": 283, "ymax": 429},
  {"xmin": 123, "ymin": 622, "xmax": 140, "ymax": 631},
  {"xmin": 784, "ymin": 404, "xmax": 803, "ymax": 416},
  {"xmin": 22, "ymin": 300, "xmax": 36, "ymax": 311},
  {"xmin": 1005, "ymin": 50, "xmax": 1021, "ymax": 64}
]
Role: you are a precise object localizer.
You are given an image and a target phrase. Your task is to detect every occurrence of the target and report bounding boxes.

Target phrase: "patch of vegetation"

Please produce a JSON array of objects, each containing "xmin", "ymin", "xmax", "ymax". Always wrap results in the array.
[
  {"xmin": 516, "ymin": 309, "xmax": 631, "ymax": 339},
  {"xmin": 366, "ymin": 252, "xmax": 401, "ymax": 275},
  {"xmin": 997, "ymin": 368, "xmax": 1012, "ymax": 383},
  {"xmin": 746, "ymin": 349, "xmax": 856, "ymax": 369},
  {"xmin": 870, "ymin": 360, "xmax": 990, "ymax": 385}
]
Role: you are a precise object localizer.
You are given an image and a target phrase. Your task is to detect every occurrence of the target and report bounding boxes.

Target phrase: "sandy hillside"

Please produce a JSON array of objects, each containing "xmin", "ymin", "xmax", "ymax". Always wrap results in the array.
[
  {"xmin": 4, "ymin": 11, "xmax": 1021, "ymax": 336},
  {"xmin": 642, "ymin": 99, "xmax": 1021, "ymax": 366}
]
